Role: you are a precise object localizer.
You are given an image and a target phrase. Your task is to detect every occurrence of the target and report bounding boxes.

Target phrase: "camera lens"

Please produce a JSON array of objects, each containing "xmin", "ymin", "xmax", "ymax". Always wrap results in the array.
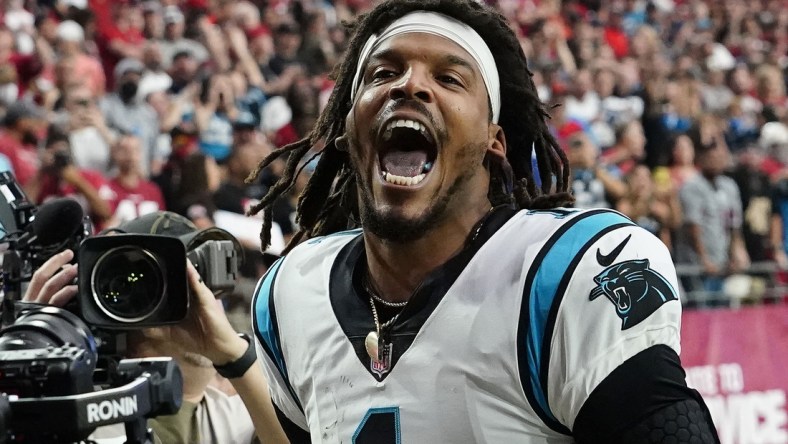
[
  {"xmin": 0, "ymin": 306, "xmax": 95, "ymax": 355},
  {"xmin": 91, "ymin": 246, "xmax": 166, "ymax": 323}
]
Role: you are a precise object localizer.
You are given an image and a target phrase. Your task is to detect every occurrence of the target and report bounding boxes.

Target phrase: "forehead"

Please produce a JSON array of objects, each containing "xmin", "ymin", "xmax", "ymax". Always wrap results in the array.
[{"xmin": 368, "ymin": 32, "xmax": 480, "ymax": 76}]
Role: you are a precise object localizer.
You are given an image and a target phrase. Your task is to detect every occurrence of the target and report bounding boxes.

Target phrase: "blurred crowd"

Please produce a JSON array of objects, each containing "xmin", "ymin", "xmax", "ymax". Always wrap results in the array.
[{"xmin": 0, "ymin": 0, "xmax": 786, "ymax": 308}]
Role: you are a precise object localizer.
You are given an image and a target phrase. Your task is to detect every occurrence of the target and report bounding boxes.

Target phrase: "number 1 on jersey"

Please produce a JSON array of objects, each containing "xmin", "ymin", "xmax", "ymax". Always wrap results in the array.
[{"xmin": 352, "ymin": 407, "xmax": 401, "ymax": 444}]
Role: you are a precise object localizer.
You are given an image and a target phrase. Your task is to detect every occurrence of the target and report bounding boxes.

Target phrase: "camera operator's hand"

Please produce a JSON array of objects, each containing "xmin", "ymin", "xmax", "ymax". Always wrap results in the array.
[
  {"xmin": 145, "ymin": 263, "xmax": 290, "ymax": 444},
  {"xmin": 22, "ymin": 249, "xmax": 78, "ymax": 307},
  {"xmin": 145, "ymin": 262, "xmax": 247, "ymax": 365}
]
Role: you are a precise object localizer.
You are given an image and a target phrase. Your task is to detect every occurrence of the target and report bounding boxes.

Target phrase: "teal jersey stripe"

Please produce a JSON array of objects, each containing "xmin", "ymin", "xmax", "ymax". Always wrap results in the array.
[
  {"xmin": 252, "ymin": 257, "xmax": 302, "ymax": 410},
  {"xmin": 524, "ymin": 211, "xmax": 634, "ymax": 427}
]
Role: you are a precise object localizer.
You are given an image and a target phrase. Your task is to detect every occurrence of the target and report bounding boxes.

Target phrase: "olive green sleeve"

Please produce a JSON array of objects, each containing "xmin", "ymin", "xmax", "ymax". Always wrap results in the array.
[{"xmin": 148, "ymin": 400, "xmax": 200, "ymax": 443}]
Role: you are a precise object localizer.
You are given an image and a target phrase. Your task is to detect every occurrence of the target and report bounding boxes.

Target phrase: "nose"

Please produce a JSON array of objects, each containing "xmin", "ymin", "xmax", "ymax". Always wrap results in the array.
[{"xmin": 388, "ymin": 66, "xmax": 433, "ymax": 103}]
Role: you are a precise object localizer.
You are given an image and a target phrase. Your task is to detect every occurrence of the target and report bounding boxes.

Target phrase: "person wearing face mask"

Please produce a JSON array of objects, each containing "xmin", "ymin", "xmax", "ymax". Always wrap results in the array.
[
  {"xmin": 0, "ymin": 101, "xmax": 46, "ymax": 190},
  {"xmin": 99, "ymin": 58, "xmax": 159, "ymax": 178}
]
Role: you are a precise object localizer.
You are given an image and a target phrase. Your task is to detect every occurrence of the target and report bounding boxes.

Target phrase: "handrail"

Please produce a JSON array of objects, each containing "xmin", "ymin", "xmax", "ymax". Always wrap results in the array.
[{"xmin": 673, "ymin": 261, "xmax": 787, "ymax": 309}]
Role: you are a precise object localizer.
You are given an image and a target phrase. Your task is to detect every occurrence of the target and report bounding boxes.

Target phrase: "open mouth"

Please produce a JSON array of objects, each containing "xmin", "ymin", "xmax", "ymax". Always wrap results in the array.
[
  {"xmin": 613, "ymin": 287, "xmax": 631, "ymax": 312},
  {"xmin": 378, "ymin": 118, "xmax": 438, "ymax": 187}
]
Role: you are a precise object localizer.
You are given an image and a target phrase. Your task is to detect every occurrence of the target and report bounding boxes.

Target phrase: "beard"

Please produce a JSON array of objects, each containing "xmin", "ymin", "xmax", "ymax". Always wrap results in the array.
[{"xmin": 356, "ymin": 141, "xmax": 480, "ymax": 244}]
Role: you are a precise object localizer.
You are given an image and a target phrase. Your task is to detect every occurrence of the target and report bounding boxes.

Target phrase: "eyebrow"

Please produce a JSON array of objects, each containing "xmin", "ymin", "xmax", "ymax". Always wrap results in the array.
[
  {"xmin": 368, "ymin": 48, "xmax": 478, "ymax": 76},
  {"xmin": 442, "ymin": 54, "xmax": 476, "ymax": 74}
]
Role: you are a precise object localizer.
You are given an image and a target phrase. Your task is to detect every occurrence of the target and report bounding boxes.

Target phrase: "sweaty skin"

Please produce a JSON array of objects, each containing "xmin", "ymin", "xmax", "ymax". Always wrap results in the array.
[{"xmin": 345, "ymin": 32, "xmax": 507, "ymax": 304}]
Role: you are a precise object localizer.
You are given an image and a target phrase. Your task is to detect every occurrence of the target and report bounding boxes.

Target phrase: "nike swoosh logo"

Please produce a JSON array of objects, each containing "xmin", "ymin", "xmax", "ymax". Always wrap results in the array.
[{"xmin": 596, "ymin": 234, "xmax": 632, "ymax": 267}]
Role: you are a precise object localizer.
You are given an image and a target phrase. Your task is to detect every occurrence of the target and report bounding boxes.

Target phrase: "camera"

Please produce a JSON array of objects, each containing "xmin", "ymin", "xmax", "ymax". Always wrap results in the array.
[
  {"xmin": 78, "ymin": 234, "xmax": 189, "ymax": 329},
  {"xmin": 76, "ymin": 231, "xmax": 240, "ymax": 329},
  {"xmin": 0, "ymin": 174, "xmax": 242, "ymax": 442},
  {"xmin": 0, "ymin": 304, "xmax": 183, "ymax": 443}
]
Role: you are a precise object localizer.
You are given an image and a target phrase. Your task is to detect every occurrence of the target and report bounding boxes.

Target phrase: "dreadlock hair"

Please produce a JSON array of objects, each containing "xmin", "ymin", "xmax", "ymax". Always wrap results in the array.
[{"xmin": 246, "ymin": 0, "xmax": 574, "ymax": 252}]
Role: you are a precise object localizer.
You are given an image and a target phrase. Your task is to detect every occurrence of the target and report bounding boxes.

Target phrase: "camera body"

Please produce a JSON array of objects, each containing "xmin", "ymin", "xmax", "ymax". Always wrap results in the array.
[
  {"xmin": 76, "ymin": 233, "xmax": 240, "ymax": 328},
  {"xmin": 0, "ymin": 345, "xmax": 94, "ymax": 399},
  {"xmin": 78, "ymin": 234, "xmax": 189, "ymax": 329},
  {"xmin": 186, "ymin": 239, "xmax": 238, "ymax": 297}
]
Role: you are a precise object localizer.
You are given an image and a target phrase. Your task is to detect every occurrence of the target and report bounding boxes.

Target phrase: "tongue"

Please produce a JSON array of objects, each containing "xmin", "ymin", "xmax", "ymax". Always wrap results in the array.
[{"xmin": 382, "ymin": 150, "xmax": 428, "ymax": 177}]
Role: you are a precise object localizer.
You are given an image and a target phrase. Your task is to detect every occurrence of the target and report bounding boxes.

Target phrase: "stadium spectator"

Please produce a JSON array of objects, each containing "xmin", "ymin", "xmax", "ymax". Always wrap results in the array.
[
  {"xmin": 31, "ymin": 124, "xmax": 115, "ymax": 230},
  {"xmin": 213, "ymin": 142, "xmax": 268, "ymax": 217},
  {"xmin": 616, "ymin": 164, "xmax": 682, "ymax": 250},
  {"xmin": 668, "ymin": 134, "xmax": 699, "ymax": 190},
  {"xmin": 100, "ymin": 58, "xmax": 159, "ymax": 177},
  {"xmin": 94, "ymin": 0, "xmax": 145, "ymax": 89},
  {"xmin": 156, "ymin": 5, "xmax": 209, "ymax": 70},
  {"xmin": 563, "ymin": 69, "xmax": 599, "ymax": 125},
  {"xmin": 600, "ymin": 120, "xmax": 647, "ymax": 177},
  {"xmin": 57, "ymin": 83, "xmax": 115, "ymax": 174},
  {"xmin": 771, "ymin": 177, "xmax": 788, "ymax": 269},
  {"xmin": 567, "ymin": 131, "xmax": 626, "ymax": 209},
  {"xmin": 0, "ymin": 63, "xmax": 18, "ymax": 112},
  {"xmin": 268, "ymin": 22, "xmax": 304, "ymax": 77},
  {"xmin": 729, "ymin": 146, "xmax": 774, "ymax": 263},
  {"xmin": 169, "ymin": 151, "xmax": 221, "ymax": 228},
  {"xmin": 675, "ymin": 143, "xmax": 750, "ymax": 305},
  {"xmin": 54, "ymin": 20, "xmax": 105, "ymax": 97},
  {"xmin": 138, "ymin": 41, "xmax": 173, "ymax": 100},
  {"xmin": 0, "ymin": 100, "xmax": 46, "ymax": 188},
  {"xmin": 141, "ymin": 0, "xmax": 164, "ymax": 40},
  {"xmin": 166, "ymin": 49, "xmax": 199, "ymax": 95},
  {"xmin": 108, "ymin": 134, "xmax": 166, "ymax": 226},
  {"xmin": 194, "ymin": 73, "xmax": 236, "ymax": 163},
  {"xmin": 701, "ymin": 68, "xmax": 734, "ymax": 115}
]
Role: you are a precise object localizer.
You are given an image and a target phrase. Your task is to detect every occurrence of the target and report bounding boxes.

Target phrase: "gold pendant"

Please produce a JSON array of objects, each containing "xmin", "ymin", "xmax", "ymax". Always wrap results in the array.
[{"xmin": 365, "ymin": 331, "xmax": 379, "ymax": 362}]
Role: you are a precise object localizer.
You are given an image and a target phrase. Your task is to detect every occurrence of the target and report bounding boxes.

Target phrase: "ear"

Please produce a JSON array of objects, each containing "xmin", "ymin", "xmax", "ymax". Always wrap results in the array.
[
  {"xmin": 486, "ymin": 123, "xmax": 507, "ymax": 163},
  {"xmin": 335, "ymin": 134, "xmax": 349, "ymax": 152}
]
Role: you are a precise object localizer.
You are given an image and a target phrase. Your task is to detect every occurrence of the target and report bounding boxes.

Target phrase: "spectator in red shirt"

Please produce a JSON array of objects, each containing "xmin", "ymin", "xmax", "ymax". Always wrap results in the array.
[
  {"xmin": 0, "ymin": 101, "xmax": 46, "ymax": 189},
  {"xmin": 107, "ymin": 134, "xmax": 166, "ymax": 227},
  {"xmin": 32, "ymin": 125, "xmax": 115, "ymax": 230},
  {"xmin": 603, "ymin": 8, "xmax": 629, "ymax": 59},
  {"xmin": 55, "ymin": 20, "xmax": 106, "ymax": 97},
  {"xmin": 95, "ymin": 0, "xmax": 145, "ymax": 89}
]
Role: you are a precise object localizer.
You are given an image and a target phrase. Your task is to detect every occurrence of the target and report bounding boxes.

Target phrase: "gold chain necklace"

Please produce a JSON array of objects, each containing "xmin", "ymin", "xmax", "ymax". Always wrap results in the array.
[
  {"xmin": 363, "ymin": 206, "xmax": 496, "ymax": 364},
  {"xmin": 363, "ymin": 272, "xmax": 407, "ymax": 308},
  {"xmin": 364, "ymin": 296, "xmax": 402, "ymax": 363}
]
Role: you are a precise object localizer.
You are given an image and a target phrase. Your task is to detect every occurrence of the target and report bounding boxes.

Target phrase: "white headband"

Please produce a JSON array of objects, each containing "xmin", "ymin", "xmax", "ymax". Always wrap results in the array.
[{"xmin": 350, "ymin": 11, "xmax": 501, "ymax": 123}]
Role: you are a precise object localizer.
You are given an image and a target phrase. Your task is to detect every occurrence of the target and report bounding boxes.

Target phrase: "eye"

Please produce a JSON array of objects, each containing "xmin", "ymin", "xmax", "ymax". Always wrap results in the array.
[
  {"xmin": 436, "ymin": 74, "xmax": 463, "ymax": 87},
  {"xmin": 371, "ymin": 67, "xmax": 398, "ymax": 81}
]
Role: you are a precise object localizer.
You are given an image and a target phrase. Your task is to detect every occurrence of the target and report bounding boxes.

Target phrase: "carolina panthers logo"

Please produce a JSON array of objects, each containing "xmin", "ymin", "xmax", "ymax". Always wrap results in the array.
[{"xmin": 589, "ymin": 259, "xmax": 678, "ymax": 330}]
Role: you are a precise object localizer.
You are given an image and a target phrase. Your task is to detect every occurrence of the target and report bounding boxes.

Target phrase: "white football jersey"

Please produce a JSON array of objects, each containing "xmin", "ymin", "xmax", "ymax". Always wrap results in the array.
[{"xmin": 252, "ymin": 208, "xmax": 682, "ymax": 443}]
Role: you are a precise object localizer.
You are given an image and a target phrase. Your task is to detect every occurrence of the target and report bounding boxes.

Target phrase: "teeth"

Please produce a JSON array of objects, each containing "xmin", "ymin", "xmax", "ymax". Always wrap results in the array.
[
  {"xmin": 384, "ymin": 119, "xmax": 431, "ymax": 142},
  {"xmin": 383, "ymin": 172, "xmax": 427, "ymax": 186}
]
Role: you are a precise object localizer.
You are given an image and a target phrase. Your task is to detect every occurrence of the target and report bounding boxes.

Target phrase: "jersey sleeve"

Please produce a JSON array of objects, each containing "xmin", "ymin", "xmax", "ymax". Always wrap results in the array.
[
  {"xmin": 251, "ymin": 257, "xmax": 309, "ymax": 432},
  {"xmin": 544, "ymin": 222, "xmax": 682, "ymax": 430}
]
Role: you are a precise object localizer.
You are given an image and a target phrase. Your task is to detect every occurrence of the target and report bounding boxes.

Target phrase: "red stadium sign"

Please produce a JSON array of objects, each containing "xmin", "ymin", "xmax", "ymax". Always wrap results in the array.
[{"xmin": 681, "ymin": 305, "xmax": 788, "ymax": 444}]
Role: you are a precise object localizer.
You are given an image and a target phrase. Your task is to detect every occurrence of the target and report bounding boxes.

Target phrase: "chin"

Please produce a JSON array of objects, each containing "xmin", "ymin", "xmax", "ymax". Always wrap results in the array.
[
  {"xmin": 359, "ymin": 175, "xmax": 466, "ymax": 244},
  {"xmin": 362, "ymin": 206, "xmax": 439, "ymax": 243}
]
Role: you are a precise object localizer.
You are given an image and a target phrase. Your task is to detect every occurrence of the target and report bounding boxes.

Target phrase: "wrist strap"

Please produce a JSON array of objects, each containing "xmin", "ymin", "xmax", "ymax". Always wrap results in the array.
[{"xmin": 214, "ymin": 333, "xmax": 257, "ymax": 379}]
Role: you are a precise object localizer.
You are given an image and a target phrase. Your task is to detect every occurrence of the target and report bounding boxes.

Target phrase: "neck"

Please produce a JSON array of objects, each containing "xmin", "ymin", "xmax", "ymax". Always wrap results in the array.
[
  {"xmin": 363, "ymin": 202, "xmax": 492, "ymax": 304},
  {"xmin": 117, "ymin": 170, "xmax": 140, "ymax": 188}
]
